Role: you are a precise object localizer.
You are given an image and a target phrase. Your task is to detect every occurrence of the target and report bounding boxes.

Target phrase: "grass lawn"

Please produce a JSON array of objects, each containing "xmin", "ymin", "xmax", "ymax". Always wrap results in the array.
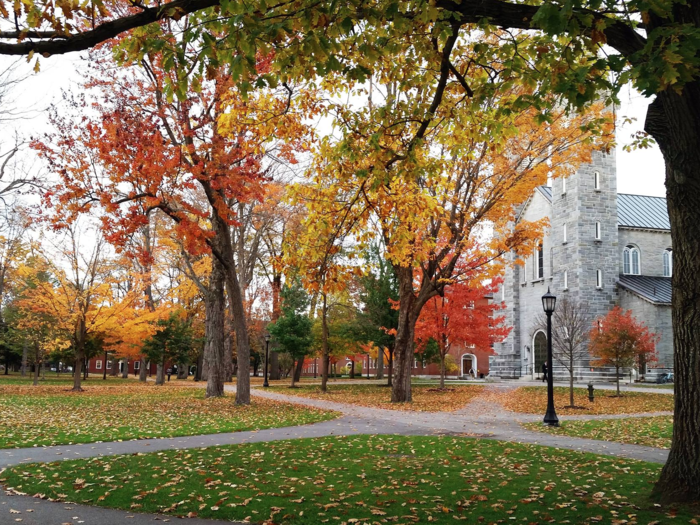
[
  {"xmin": 523, "ymin": 416, "xmax": 674, "ymax": 449},
  {"xmin": 491, "ymin": 386, "xmax": 674, "ymax": 415},
  {"xmin": 1, "ymin": 435, "xmax": 695, "ymax": 524},
  {"xmin": 268, "ymin": 383, "xmax": 485, "ymax": 412},
  {"xmin": 0, "ymin": 383, "xmax": 336, "ymax": 449},
  {"xmin": 0, "ymin": 371, "xmax": 136, "ymax": 386}
]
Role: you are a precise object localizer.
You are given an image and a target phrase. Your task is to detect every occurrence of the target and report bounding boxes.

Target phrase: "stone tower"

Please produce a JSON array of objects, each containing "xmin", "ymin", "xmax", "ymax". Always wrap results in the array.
[{"xmin": 549, "ymin": 150, "xmax": 620, "ymax": 372}]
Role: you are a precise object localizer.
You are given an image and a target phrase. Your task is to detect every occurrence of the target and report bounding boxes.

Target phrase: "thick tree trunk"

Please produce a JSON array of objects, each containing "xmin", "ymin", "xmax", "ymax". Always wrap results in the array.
[
  {"xmin": 121, "ymin": 360, "xmax": 128, "ymax": 379},
  {"xmin": 72, "ymin": 324, "xmax": 86, "ymax": 391},
  {"xmin": 391, "ymin": 267, "xmax": 420, "ymax": 402},
  {"xmin": 110, "ymin": 358, "xmax": 118, "ymax": 376},
  {"xmin": 387, "ymin": 349, "xmax": 393, "ymax": 387},
  {"xmin": 33, "ymin": 359, "xmax": 39, "ymax": 386},
  {"xmin": 349, "ymin": 359, "xmax": 355, "ymax": 379},
  {"xmin": 139, "ymin": 357, "xmax": 148, "ymax": 382},
  {"xmin": 21, "ymin": 340, "xmax": 27, "ymax": 377},
  {"xmin": 646, "ymin": 85, "xmax": 700, "ymax": 502},
  {"xmin": 205, "ymin": 256, "xmax": 227, "ymax": 398},
  {"xmin": 290, "ymin": 360, "xmax": 298, "ymax": 388},
  {"xmin": 177, "ymin": 363, "xmax": 188, "ymax": 379},
  {"xmin": 156, "ymin": 361, "xmax": 164, "ymax": 385}
]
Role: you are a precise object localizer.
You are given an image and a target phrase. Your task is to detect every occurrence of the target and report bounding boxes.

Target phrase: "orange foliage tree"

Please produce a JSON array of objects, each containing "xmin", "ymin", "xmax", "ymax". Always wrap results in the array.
[
  {"xmin": 414, "ymin": 274, "xmax": 510, "ymax": 389},
  {"xmin": 294, "ymin": 75, "xmax": 612, "ymax": 402},
  {"xmin": 34, "ymin": 38, "xmax": 316, "ymax": 402},
  {"xmin": 589, "ymin": 306, "xmax": 659, "ymax": 395}
]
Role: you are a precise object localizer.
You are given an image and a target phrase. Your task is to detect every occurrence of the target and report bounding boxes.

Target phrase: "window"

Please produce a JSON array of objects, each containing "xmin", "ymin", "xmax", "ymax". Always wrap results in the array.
[
  {"xmin": 536, "ymin": 242, "xmax": 544, "ymax": 279},
  {"xmin": 594, "ymin": 171, "xmax": 601, "ymax": 190},
  {"xmin": 563, "ymin": 270, "xmax": 568, "ymax": 290},
  {"xmin": 562, "ymin": 176, "xmax": 567, "ymax": 194},
  {"xmin": 413, "ymin": 359, "xmax": 418, "ymax": 369},
  {"xmin": 96, "ymin": 360, "xmax": 102, "ymax": 370},
  {"xmin": 134, "ymin": 361, "xmax": 140, "ymax": 370},
  {"xmin": 623, "ymin": 245, "xmax": 641, "ymax": 275},
  {"xmin": 468, "ymin": 300, "xmax": 475, "ymax": 309},
  {"xmin": 563, "ymin": 223, "xmax": 567, "ymax": 243},
  {"xmin": 106, "ymin": 360, "xmax": 112, "ymax": 370},
  {"xmin": 595, "ymin": 221, "xmax": 601, "ymax": 240},
  {"xmin": 596, "ymin": 269, "xmax": 603, "ymax": 288},
  {"xmin": 663, "ymin": 249, "xmax": 673, "ymax": 277}
]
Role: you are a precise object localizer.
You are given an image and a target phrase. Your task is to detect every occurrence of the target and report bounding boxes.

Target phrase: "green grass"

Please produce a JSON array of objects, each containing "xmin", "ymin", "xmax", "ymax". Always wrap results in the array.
[
  {"xmin": 0, "ymin": 371, "xmax": 134, "ymax": 386},
  {"xmin": 1, "ymin": 435, "xmax": 694, "ymax": 524},
  {"xmin": 523, "ymin": 416, "xmax": 674, "ymax": 449},
  {"xmin": 0, "ymin": 384, "xmax": 336, "ymax": 449}
]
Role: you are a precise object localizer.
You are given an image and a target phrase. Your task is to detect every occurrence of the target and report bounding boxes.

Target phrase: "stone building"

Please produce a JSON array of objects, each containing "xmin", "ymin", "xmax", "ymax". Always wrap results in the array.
[{"xmin": 489, "ymin": 151, "xmax": 673, "ymax": 382}]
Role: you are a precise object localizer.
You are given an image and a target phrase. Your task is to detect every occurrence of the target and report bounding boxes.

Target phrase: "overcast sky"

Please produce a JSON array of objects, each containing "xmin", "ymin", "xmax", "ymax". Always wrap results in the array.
[{"xmin": 1, "ymin": 54, "xmax": 667, "ymax": 198}]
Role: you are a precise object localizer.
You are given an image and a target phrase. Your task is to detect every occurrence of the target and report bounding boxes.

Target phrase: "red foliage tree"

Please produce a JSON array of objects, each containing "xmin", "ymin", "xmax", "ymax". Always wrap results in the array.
[
  {"xmin": 589, "ymin": 306, "xmax": 659, "ymax": 395},
  {"xmin": 414, "ymin": 277, "xmax": 510, "ymax": 389}
]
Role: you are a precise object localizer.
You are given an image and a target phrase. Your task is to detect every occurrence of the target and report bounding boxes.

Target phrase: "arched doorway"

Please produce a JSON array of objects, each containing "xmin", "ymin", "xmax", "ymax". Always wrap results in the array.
[
  {"xmin": 461, "ymin": 354, "xmax": 477, "ymax": 378},
  {"xmin": 533, "ymin": 331, "xmax": 547, "ymax": 378}
]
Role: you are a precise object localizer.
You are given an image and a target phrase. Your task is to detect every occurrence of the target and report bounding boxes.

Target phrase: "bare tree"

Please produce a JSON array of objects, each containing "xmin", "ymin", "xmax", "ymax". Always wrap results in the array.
[{"xmin": 536, "ymin": 298, "xmax": 590, "ymax": 408}]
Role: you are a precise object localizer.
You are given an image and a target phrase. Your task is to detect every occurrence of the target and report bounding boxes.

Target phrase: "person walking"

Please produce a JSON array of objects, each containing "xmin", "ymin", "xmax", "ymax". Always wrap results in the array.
[{"xmin": 541, "ymin": 362, "xmax": 548, "ymax": 383}]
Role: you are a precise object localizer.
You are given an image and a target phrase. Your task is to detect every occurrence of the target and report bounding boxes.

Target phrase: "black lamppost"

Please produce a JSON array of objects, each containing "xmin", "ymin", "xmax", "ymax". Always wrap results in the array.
[
  {"xmin": 263, "ymin": 333, "xmax": 271, "ymax": 388},
  {"xmin": 542, "ymin": 288, "xmax": 559, "ymax": 427}
]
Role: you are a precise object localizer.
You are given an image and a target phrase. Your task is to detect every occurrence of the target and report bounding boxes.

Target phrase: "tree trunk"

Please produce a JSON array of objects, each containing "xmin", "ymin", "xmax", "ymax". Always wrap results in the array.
[
  {"xmin": 569, "ymin": 354, "xmax": 575, "ymax": 407},
  {"xmin": 205, "ymin": 256, "xmax": 227, "ymax": 398},
  {"xmin": 72, "ymin": 323, "xmax": 86, "ymax": 391},
  {"xmin": 387, "ymin": 348, "xmax": 393, "ymax": 387},
  {"xmin": 121, "ymin": 360, "xmax": 128, "ymax": 379},
  {"xmin": 391, "ymin": 267, "xmax": 419, "ymax": 402},
  {"xmin": 177, "ymin": 363, "xmax": 188, "ymax": 380},
  {"xmin": 33, "ymin": 360, "xmax": 39, "ymax": 386},
  {"xmin": 139, "ymin": 357, "xmax": 148, "ymax": 382},
  {"xmin": 376, "ymin": 347, "xmax": 384, "ymax": 379},
  {"xmin": 156, "ymin": 361, "xmax": 164, "ymax": 385},
  {"xmin": 616, "ymin": 364, "xmax": 620, "ymax": 396},
  {"xmin": 647, "ymin": 86, "xmax": 700, "ymax": 501},
  {"xmin": 293, "ymin": 355, "xmax": 304, "ymax": 382},
  {"xmin": 440, "ymin": 353, "xmax": 446, "ymax": 390},
  {"xmin": 321, "ymin": 294, "xmax": 330, "ymax": 392},
  {"xmin": 21, "ymin": 340, "xmax": 27, "ymax": 377},
  {"xmin": 349, "ymin": 359, "xmax": 355, "ymax": 379},
  {"xmin": 290, "ymin": 360, "xmax": 298, "ymax": 388},
  {"xmin": 110, "ymin": 358, "xmax": 118, "ymax": 376}
]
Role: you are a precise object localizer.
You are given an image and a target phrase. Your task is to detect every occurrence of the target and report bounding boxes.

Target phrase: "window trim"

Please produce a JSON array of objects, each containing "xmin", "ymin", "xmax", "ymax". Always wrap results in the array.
[
  {"xmin": 594, "ymin": 171, "xmax": 601, "ymax": 191},
  {"xmin": 96, "ymin": 360, "xmax": 102, "ymax": 370},
  {"xmin": 106, "ymin": 360, "xmax": 112, "ymax": 370},
  {"xmin": 663, "ymin": 249, "xmax": 673, "ymax": 277},
  {"xmin": 134, "ymin": 361, "xmax": 140, "ymax": 370},
  {"xmin": 536, "ymin": 242, "xmax": 544, "ymax": 280},
  {"xmin": 623, "ymin": 245, "xmax": 641, "ymax": 275},
  {"xmin": 563, "ymin": 270, "xmax": 568, "ymax": 290},
  {"xmin": 561, "ymin": 176, "xmax": 567, "ymax": 195},
  {"xmin": 563, "ymin": 223, "xmax": 567, "ymax": 244},
  {"xmin": 596, "ymin": 269, "xmax": 603, "ymax": 289},
  {"xmin": 594, "ymin": 221, "xmax": 601, "ymax": 240}
]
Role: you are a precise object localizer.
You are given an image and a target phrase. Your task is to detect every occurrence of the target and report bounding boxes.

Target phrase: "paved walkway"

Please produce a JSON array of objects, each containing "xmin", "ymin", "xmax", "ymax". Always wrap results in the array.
[{"xmin": 0, "ymin": 382, "xmax": 672, "ymax": 524}]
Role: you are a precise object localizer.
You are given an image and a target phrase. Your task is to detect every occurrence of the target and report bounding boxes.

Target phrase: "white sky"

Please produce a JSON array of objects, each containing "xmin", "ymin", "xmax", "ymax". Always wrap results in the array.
[{"xmin": 0, "ymin": 54, "xmax": 667, "ymax": 198}]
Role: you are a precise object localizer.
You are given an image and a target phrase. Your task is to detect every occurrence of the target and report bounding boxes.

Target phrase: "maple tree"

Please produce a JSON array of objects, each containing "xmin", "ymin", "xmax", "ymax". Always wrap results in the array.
[
  {"xmin": 414, "ymin": 276, "xmax": 509, "ymax": 389},
  {"xmin": 34, "ymin": 38, "xmax": 315, "ymax": 402},
  {"xmin": 589, "ymin": 307, "xmax": 659, "ymax": 396}
]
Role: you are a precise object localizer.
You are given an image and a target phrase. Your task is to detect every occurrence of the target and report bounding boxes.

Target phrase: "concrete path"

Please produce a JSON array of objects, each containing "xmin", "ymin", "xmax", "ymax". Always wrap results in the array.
[{"xmin": 0, "ymin": 381, "xmax": 672, "ymax": 524}]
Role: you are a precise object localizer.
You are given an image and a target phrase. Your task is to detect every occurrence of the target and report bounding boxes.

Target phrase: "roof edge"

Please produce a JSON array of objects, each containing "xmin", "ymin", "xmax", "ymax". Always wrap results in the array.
[{"xmin": 617, "ymin": 279, "xmax": 671, "ymax": 306}]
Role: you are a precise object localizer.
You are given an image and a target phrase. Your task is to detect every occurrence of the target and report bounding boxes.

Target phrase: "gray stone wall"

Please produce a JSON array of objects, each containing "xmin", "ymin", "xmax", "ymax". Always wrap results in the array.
[
  {"xmin": 618, "ymin": 228, "xmax": 673, "ymax": 276},
  {"xmin": 618, "ymin": 289, "xmax": 673, "ymax": 370}
]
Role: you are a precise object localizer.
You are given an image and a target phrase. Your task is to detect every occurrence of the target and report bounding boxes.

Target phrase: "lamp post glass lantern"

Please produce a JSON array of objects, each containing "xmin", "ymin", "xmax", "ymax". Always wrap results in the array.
[
  {"xmin": 263, "ymin": 333, "xmax": 271, "ymax": 388},
  {"xmin": 541, "ymin": 288, "xmax": 559, "ymax": 427}
]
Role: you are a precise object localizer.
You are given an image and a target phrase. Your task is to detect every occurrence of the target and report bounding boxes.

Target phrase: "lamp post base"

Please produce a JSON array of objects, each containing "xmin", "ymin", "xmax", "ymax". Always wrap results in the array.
[{"xmin": 543, "ymin": 412, "xmax": 559, "ymax": 427}]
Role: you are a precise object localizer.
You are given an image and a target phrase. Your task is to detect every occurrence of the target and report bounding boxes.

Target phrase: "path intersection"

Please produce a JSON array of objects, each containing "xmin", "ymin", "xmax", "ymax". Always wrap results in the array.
[{"xmin": 0, "ymin": 381, "xmax": 673, "ymax": 524}]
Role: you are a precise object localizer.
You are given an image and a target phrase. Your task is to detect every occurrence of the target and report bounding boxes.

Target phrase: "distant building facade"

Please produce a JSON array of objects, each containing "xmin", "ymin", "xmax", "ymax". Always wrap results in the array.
[{"xmin": 489, "ymin": 151, "xmax": 673, "ymax": 381}]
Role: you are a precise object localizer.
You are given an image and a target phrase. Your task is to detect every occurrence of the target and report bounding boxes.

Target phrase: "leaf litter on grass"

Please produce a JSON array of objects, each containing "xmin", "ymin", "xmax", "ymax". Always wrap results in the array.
[
  {"xmin": 1, "ymin": 434, "xmax": 697, "ymax": 524},
  {"xmin": 0, "ymin": 383, "xmax": 337, "ymax": 448}
]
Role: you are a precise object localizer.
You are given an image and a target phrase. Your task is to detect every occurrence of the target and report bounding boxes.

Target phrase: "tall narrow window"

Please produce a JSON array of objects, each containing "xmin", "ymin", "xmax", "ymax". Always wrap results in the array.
[
  {"xmin": 623, "ymin": 245, "xmax": 641, "ymax": 275},
  {"xmin": 594, "ymin": 171, "xmax": 601, "ymax": 190},
  {"xmin": 595, "ymin": 221, "xmax": 601, "ymax": 240},
  {"xmin": 563, "ymin": 270, "xmax": 568, "ymax": 290},
  {"xmin": 562, "ymin": 177, "xmax": 567, "ymax": 194},
  {"xmin": 96, "ymin": 360, "xmax": 102, "ymax": 370},
  {"xmin": 537, "ymin": 242, "xmax": 544, "ymax": 279},
  {"xmin": 563, "ymin": 223, "xmax": 567, "ymax": 243},
  {"xmin": 663, "ymin": 249, "xmax": 673, "ymax": 277},
  {"xmin": 596, "ymin": 269, "xmax": 603, "ymax": 288}
]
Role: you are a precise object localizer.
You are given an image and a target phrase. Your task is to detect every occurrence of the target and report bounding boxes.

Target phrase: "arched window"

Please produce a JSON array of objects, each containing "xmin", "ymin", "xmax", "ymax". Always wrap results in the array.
[
  {"xmin": 663, "ymin": 249, "xmax": 673, "ymax": 277},
  {"xmin": 623, "ymin": 245, "xmax": 641, "ymax": 275},
  {"xmin": 533, "ymin": 331, "xmax": 547, "ymax": 374}
]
